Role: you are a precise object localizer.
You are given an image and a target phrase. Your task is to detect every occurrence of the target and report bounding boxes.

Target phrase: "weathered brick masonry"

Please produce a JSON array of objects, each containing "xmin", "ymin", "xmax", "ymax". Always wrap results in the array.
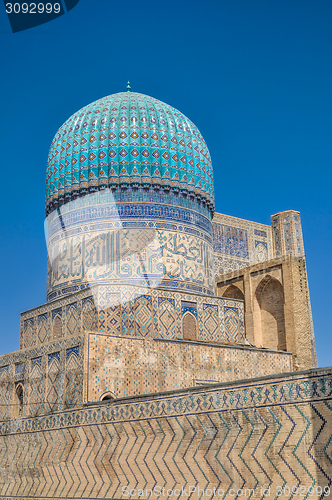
[{"xmin": 0, "ymin": 367, "xmax": 331, "ymax": 499}]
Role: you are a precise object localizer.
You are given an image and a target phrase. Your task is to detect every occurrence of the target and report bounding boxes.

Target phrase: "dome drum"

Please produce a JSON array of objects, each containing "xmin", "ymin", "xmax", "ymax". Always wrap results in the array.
[
  {"xmin": 46, "ymin": 184, "xmax": 213, "ymax": 217},
  {"xmin": 45, "ymin": 191, "xmax": 215, "ymax": 301}
]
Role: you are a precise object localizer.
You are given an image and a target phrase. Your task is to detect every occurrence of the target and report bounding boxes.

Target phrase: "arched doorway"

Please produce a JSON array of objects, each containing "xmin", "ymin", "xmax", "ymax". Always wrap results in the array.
[{"xmin": 256, "ymin": 276, "xmax": 286, "ymax": 351}]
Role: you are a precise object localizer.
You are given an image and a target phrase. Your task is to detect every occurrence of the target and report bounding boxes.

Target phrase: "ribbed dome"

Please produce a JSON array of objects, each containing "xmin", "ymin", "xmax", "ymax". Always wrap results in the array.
[{"xmin": 45, "ymin": 92, "xmax": 214, "ymax": 215}]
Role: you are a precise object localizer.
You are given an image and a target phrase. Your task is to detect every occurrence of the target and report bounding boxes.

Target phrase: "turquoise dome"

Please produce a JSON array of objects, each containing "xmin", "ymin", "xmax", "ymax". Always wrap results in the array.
[{"xmin": 46, "ymin": 91, "xmax": 214, "ymax": 215}]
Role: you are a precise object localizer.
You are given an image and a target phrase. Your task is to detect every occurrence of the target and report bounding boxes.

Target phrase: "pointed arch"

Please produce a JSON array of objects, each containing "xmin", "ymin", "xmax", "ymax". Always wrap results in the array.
[
  {"xmin": 222, "ymin": 284, "xmax": 244, "ymax": 301},
  {"xmin": 256, "ymin": 276, "xmax": 286, "ymax": 351},
  {"xmin": 53, "ymin": 316, "xmax": 62, "ymax": 340},
  {"xmin": 100, "ymin": 391, "xmax": 115, "ymax": 401},
  {"xmin": 14, "ymin": 383, "xmax": 24, "ymax": 417},
  {"xmin": 182, "ymin": 312, "xmax": 197, "ymax": 340}
]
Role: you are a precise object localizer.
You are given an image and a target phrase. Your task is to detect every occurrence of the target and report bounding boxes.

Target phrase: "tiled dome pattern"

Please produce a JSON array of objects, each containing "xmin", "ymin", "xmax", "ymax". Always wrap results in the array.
[{"xmin": 46, "ymin": 92, "xmax": 214, "ymax": 215}]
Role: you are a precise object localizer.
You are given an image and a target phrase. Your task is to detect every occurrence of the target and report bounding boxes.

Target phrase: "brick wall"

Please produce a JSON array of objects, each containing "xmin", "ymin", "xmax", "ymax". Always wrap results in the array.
[
  {"xmin": 0, "ymin": 367, "xmax": 331, "ymax": 499},
  {"xmin": 217, "ymin": 255, "xmax": 317, "ymax": 370},
  {"xmin": 85, "ymin": 334, "xmax": 292, "ymax": 401}
]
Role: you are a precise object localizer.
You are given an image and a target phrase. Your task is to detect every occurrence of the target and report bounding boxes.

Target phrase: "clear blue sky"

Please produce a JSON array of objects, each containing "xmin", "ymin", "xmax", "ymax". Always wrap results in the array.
[{"xmin": 0, "ymin": 0, "xmax": 331, "ymax": 367}]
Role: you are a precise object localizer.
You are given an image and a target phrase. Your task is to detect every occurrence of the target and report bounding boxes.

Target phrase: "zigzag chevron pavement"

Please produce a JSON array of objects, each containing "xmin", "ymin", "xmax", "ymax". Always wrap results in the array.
[{"xmin": 0, "ymin": 368, "xmax": 331, "ymax": 499}]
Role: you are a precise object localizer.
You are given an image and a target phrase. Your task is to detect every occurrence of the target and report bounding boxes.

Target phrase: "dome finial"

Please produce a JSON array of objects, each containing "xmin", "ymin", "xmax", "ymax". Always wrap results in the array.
[{"xmin": 126, "ymin": 81, "xmax": 131, "ymax": 92}]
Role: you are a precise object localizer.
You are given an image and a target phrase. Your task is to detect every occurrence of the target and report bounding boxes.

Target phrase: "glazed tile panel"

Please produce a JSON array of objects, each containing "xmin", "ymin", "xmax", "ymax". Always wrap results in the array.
[
  {"xmin": 97, "ymin": 287, "xmax": 245, "ymax": 343},
  {"xmin": 20, "ymin": 289, "xmax": 96, "ymax": 348},
  {"xmin": 45, "ymin": 92, "xmax": 214, "ymax": 215},
  {"xmin": 0, "ymin": 369, "xmax": 330, "ymax": 499},
  {"xmin": 271, "ymin": 211, "xmax": 305, "ymax": 258},
  {"xmin": 213, "ymin": 211, "xmax": 307, "ymax": 277},
  {"xmin": 212, "ymin": 212, "xmax": 273, "ymax": 277},
  {"xmin": 0, "ymin": 336, "xmax": 84, "ymax": 419},
  {"xmin": 46, "ymin": 196, "xmax": 215, "ymax": 299},
  {"xmin": 20, "ymin": 286, "xmax": 245, "ymax": 349}
]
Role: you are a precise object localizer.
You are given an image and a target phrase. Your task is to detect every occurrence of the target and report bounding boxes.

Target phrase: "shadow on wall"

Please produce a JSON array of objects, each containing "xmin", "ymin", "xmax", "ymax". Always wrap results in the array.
[
  {"xmin": 223, "ymin": 285, "xmax": 244, "ymax": 301},
  {"xmin": 14, "ymin": 383, "xmax": 24, "ymax": 418},
  {"xmin": 100, "ymin": 392, "xmax": 115, "ymax": 401},
  {"xmin": 255, "ymin": 276, "xmax": 286, "ymax": 351},
  {"xmin": 222, "ymin": 277, "xmax": 287, "ymax": 351}
]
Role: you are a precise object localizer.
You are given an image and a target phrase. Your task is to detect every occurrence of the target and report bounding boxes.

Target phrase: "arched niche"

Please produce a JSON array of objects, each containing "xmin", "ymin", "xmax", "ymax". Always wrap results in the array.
[
  {"xmin": 222, "ymin": 284, "xmax": 244, "ymax": 301},
  {"xmin": 182, "ymin": 312, "xmax": 197, "ymax": 340},
  {"xmin": 14, "ymin": 383, "xmax": 24, "ymax": 417},
  {"xmin": 100, "ymin": 392, "xmax": 115, "ymax": 401},
  {"xmin": 53, "ymin": 316, "xmax": 62, "ymax": 340},
  {"xmin": 256, "ymin": 276, "xmax": 286, "ymax": 351}
]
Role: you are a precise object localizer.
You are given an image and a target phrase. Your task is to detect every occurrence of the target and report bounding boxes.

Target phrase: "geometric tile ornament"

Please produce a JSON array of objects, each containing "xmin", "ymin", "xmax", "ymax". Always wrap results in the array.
[
  {"xmin": 0, "ymin": 367, "xmax": 10, "ymax": 420},
  {"xmin": 64, "ymin": 349, "xmax": 82, "ymax": 408},
  {"xmin": 28, "ymin": 358, "xmax": 45, "ymax": 416},
  {"xmin": 212, "ymin": 213, "xmax": 273, "ymax": 279},
  {"xmin": 20, "ymin": 287, "xmax": 245, "ymax": 349},
  {"xmin": 66, "ymin": 302, "xmax": 79, "ymax": 335},
  {"xmin": 45, "ymin": 92, "xmax": 214, "ymax": 216},
  {"xmin": 0, "ymin": 336, "xmax": 84, "ymax": 418},
  {"xmin": 201, "ymin": 304, "xmax": 219, "ymax": 342},
  {"xmin": 0, "ymin": 368, "xmax": 330, "ymax": 498},
  {"xmin": 134, "ymin": 295, "xmax": 153, "ymax": 337},
  {"xmin": 158, "ymin": 298, "xmax": 176, "ymax": 339},
  {"xmin": 46, "ymin": 354, "xmax": 61, "ymax": 412},
  {"xmin": 104, "ymin": 303, "xmax": 122, "ymax": 335},
  {"xmin": 82, "ymin": 297, "xmax": 97, "ymax": 331},
  {"xmin": 22, "ymin": 318, "xmax": 35, "ymax": 348},
  {"xmin": 37, "ymin": 314, "xmax": 48, "ymax": 343},
  {"xmin": 223, "ymin": 306, "xmax": 240, "ymax": 343}
]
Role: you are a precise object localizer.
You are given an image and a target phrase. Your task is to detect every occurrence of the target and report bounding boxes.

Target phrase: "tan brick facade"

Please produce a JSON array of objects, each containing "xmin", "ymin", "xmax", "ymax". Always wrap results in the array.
[
  {"xmin": 85, "ymin": 333, "xmax": 292, "ymax": 401},
  {"xmin": 217, "ymin": 255, "xmax": 316, "ymax": 371}
]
